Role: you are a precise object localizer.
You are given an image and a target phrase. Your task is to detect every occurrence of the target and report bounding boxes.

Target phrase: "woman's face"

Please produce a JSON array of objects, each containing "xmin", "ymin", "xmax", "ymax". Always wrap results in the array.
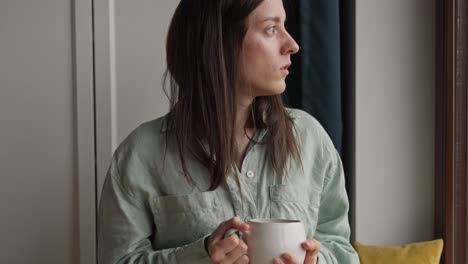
[{"xmin": 239, "ymin": 0, "xmax": 299, "ymax": 99}]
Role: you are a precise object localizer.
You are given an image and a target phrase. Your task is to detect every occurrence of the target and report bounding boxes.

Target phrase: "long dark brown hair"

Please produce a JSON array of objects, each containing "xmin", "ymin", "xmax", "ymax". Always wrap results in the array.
[{"xmin": 164, "ymin": 0, "xmax": 300, "ymax": 190}]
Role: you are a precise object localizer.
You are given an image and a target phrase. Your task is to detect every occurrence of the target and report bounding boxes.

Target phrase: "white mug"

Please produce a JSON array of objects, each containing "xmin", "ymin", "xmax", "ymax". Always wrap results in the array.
[{"xmin": 226, "ymin": 218, "xmax": 307, "ymax": 264}]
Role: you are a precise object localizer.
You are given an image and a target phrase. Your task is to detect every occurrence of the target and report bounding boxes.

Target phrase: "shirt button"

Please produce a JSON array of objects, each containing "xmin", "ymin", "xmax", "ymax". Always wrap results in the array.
[
  {"xmin": 246, "ymin": 170, "xmax": 255, "ymax": 178},
  {"xmin": 244, "ymin": 216, "xmax": 252, "ymax": 222}
]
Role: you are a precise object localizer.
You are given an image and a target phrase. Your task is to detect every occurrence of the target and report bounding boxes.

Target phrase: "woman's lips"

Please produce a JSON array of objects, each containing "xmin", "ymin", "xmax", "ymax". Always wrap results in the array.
[
  {"xmin": 280, "ymin": 63, "xmax": 291, "ymax": 70},
  {"xmin": 280, "ymin": 63, "xmax": 291, "ymax": 74}
]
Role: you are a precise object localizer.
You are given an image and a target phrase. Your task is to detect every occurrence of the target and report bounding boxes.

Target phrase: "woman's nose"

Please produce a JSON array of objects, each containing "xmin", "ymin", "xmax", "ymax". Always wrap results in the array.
[{"xmin": 282, "ymin": 33, "xmax": 300, "ymax": 55}]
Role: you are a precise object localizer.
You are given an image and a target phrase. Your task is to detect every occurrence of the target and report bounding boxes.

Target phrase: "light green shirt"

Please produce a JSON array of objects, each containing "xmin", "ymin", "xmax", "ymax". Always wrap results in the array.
[{"xmin": 98, "ymin": 108, "xmax": 359, "ymax": 263}]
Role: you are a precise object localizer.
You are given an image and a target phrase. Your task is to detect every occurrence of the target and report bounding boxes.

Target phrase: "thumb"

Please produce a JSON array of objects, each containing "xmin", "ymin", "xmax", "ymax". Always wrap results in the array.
[
  {"xmin": 302, "ymin": 240, "xmax": 320, "ymax": 264},
  {"xmin": 211, "ymin": 217, "xmax": 249, "ymax": 243}
]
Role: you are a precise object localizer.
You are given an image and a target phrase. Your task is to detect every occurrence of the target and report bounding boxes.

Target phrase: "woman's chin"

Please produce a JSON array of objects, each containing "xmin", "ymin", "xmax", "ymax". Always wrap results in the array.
[{"xmin": 256, "ymin": 83, "xmax": 286, "ymax": 97}]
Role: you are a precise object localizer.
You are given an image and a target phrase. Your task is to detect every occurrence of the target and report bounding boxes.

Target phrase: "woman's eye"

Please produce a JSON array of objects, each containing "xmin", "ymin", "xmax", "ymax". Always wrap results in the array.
[{"xmin": 266, "ymin": 26, "xmax": 277, "ymax": 34}]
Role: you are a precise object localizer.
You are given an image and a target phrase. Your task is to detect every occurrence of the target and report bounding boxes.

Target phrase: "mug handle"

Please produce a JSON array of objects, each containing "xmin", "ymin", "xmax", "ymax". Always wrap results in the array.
[{"xmin": 224, "ymin": 228, "xmax": 249, "ymax": 240}]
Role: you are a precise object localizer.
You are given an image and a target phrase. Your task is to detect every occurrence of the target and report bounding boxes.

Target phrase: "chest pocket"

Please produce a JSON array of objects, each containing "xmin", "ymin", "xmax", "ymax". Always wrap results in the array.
[
  {"xmin": 151, "ymin": 189, "xmax": 227, "ymax": 249},
  {"xmin": 269, "ymin": 184, "xmax": 321, "ymax": 236}
]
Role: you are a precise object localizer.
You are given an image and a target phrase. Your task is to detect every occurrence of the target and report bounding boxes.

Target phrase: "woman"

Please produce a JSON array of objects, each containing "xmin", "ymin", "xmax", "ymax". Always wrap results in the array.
[{"xmin": 98, "ymin": 0, "xmax": 359, "ymax": 263}]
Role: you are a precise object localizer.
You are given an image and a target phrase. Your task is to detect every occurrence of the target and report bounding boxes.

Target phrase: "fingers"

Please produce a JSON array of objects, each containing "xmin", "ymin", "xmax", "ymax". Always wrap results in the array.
[
  {"xmin": 233, "ymin": 255, "xmax": 250, "ymax": 264},
  {"xmin": 302, "ymin": 239, "xmax": 320, "ymax": 264},
  {"xmin": 273, "ymin": 239, "xmax": 321, "ymax": 264},
  {"xmin": 211, "ymin": 217, "xmax": 249, "ymax": 245},
  {"xmin": 273, "ymin": 258, "xmax": 285, "ymax": 264},
  {"xmin": 274, "ymin": 253, "xmax": 300, "ymax": 264},
  {"xmin": 224, "ymin": 240, "xmax": 249, "ymax": 263},
  {"xmin": 207, "ymin": 217, "xmax": 250, "ymax": 264},
  {"xmin": 209, "ymin": 233, "xmax": 241, "ymax": 260}
]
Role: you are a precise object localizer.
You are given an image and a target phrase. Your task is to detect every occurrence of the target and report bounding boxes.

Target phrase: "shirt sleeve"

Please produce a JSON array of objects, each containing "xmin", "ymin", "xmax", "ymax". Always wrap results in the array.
[
  {"xmin": 314, "ymin": 147, "xmax": 360, "ymax": 264},
  {"xmin": 97, "ymin": 158, "xmax": 213, "ymax": 264}
]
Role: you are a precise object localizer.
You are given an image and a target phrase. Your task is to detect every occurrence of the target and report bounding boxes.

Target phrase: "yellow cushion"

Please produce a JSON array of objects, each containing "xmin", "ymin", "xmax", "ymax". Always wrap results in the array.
[{"xmin": 352, "ymin": 239, "xmax": 443, "ymax": 264}]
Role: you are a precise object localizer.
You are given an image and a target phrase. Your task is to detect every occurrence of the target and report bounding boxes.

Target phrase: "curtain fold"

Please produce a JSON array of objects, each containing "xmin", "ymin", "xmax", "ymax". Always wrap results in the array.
[{"xmin": 284, "ymin": 0, "xmax": 343, "ymax": 154}]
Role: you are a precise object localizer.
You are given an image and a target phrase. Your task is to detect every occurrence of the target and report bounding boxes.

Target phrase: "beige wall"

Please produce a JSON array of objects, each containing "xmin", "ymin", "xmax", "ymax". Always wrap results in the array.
[
  {"xmin": 0, "ymin": 0, "xmax": 80, "ymax": 263},
  {"xmin": 94, "ymin": 0, "xmax": 178, "ymax": 197},
  {"xmin": 113, "ymin": 0, "xmax": 173, "ymax": 144},
  {"xmin": 355, "ymin": 0, "xmax": 435, "ymax": 245}
]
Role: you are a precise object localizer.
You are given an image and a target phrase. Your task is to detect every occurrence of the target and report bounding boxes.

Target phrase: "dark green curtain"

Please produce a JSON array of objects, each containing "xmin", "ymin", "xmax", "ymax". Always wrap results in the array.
[
  {"xmin": 284, "ymin": 0, "xmax": 343, "ymax": 154},
  {"xmin": 284, "ymin": 0, "xmax": 355, "ymax": 237}
]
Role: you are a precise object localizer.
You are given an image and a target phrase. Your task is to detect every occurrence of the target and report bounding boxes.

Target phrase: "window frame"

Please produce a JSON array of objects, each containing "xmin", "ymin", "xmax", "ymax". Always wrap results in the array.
[{"xmin": 435, "ymin": 0, "xmax": 468, "ymax": 263}]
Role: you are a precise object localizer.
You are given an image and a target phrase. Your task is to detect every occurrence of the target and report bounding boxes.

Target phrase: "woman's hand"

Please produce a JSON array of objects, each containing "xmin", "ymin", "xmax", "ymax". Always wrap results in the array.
[
  {"xmin": 273, "ymin": 239, "xmax": 321, "ymax": 264},
  {"xmin": 206, "ymin": 217, "xmax": 250, "ymax": 264}
]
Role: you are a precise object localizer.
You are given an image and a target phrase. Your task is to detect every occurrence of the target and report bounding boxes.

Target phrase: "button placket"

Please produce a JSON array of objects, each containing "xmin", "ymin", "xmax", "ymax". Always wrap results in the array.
[
  {"xmin": 234, "ymin": 135, "xmax": 263, "ymax": 221},
  {"xmin": 246, "ymin": 151, "xmax": 261, "ymax": 220},
  {"xmin": 241, "ymin": 146, "xmax": 257, "ymax": 180},
  {"xmin": 226, "ymin": 172, "xmax": 242, "ymax": 217}
]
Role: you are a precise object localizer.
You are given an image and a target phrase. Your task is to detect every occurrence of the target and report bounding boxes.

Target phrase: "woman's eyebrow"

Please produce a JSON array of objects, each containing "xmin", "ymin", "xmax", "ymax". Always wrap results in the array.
[{"xmin": 258, "ymin": 16, "xmax": 286, "ymax": 24}]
